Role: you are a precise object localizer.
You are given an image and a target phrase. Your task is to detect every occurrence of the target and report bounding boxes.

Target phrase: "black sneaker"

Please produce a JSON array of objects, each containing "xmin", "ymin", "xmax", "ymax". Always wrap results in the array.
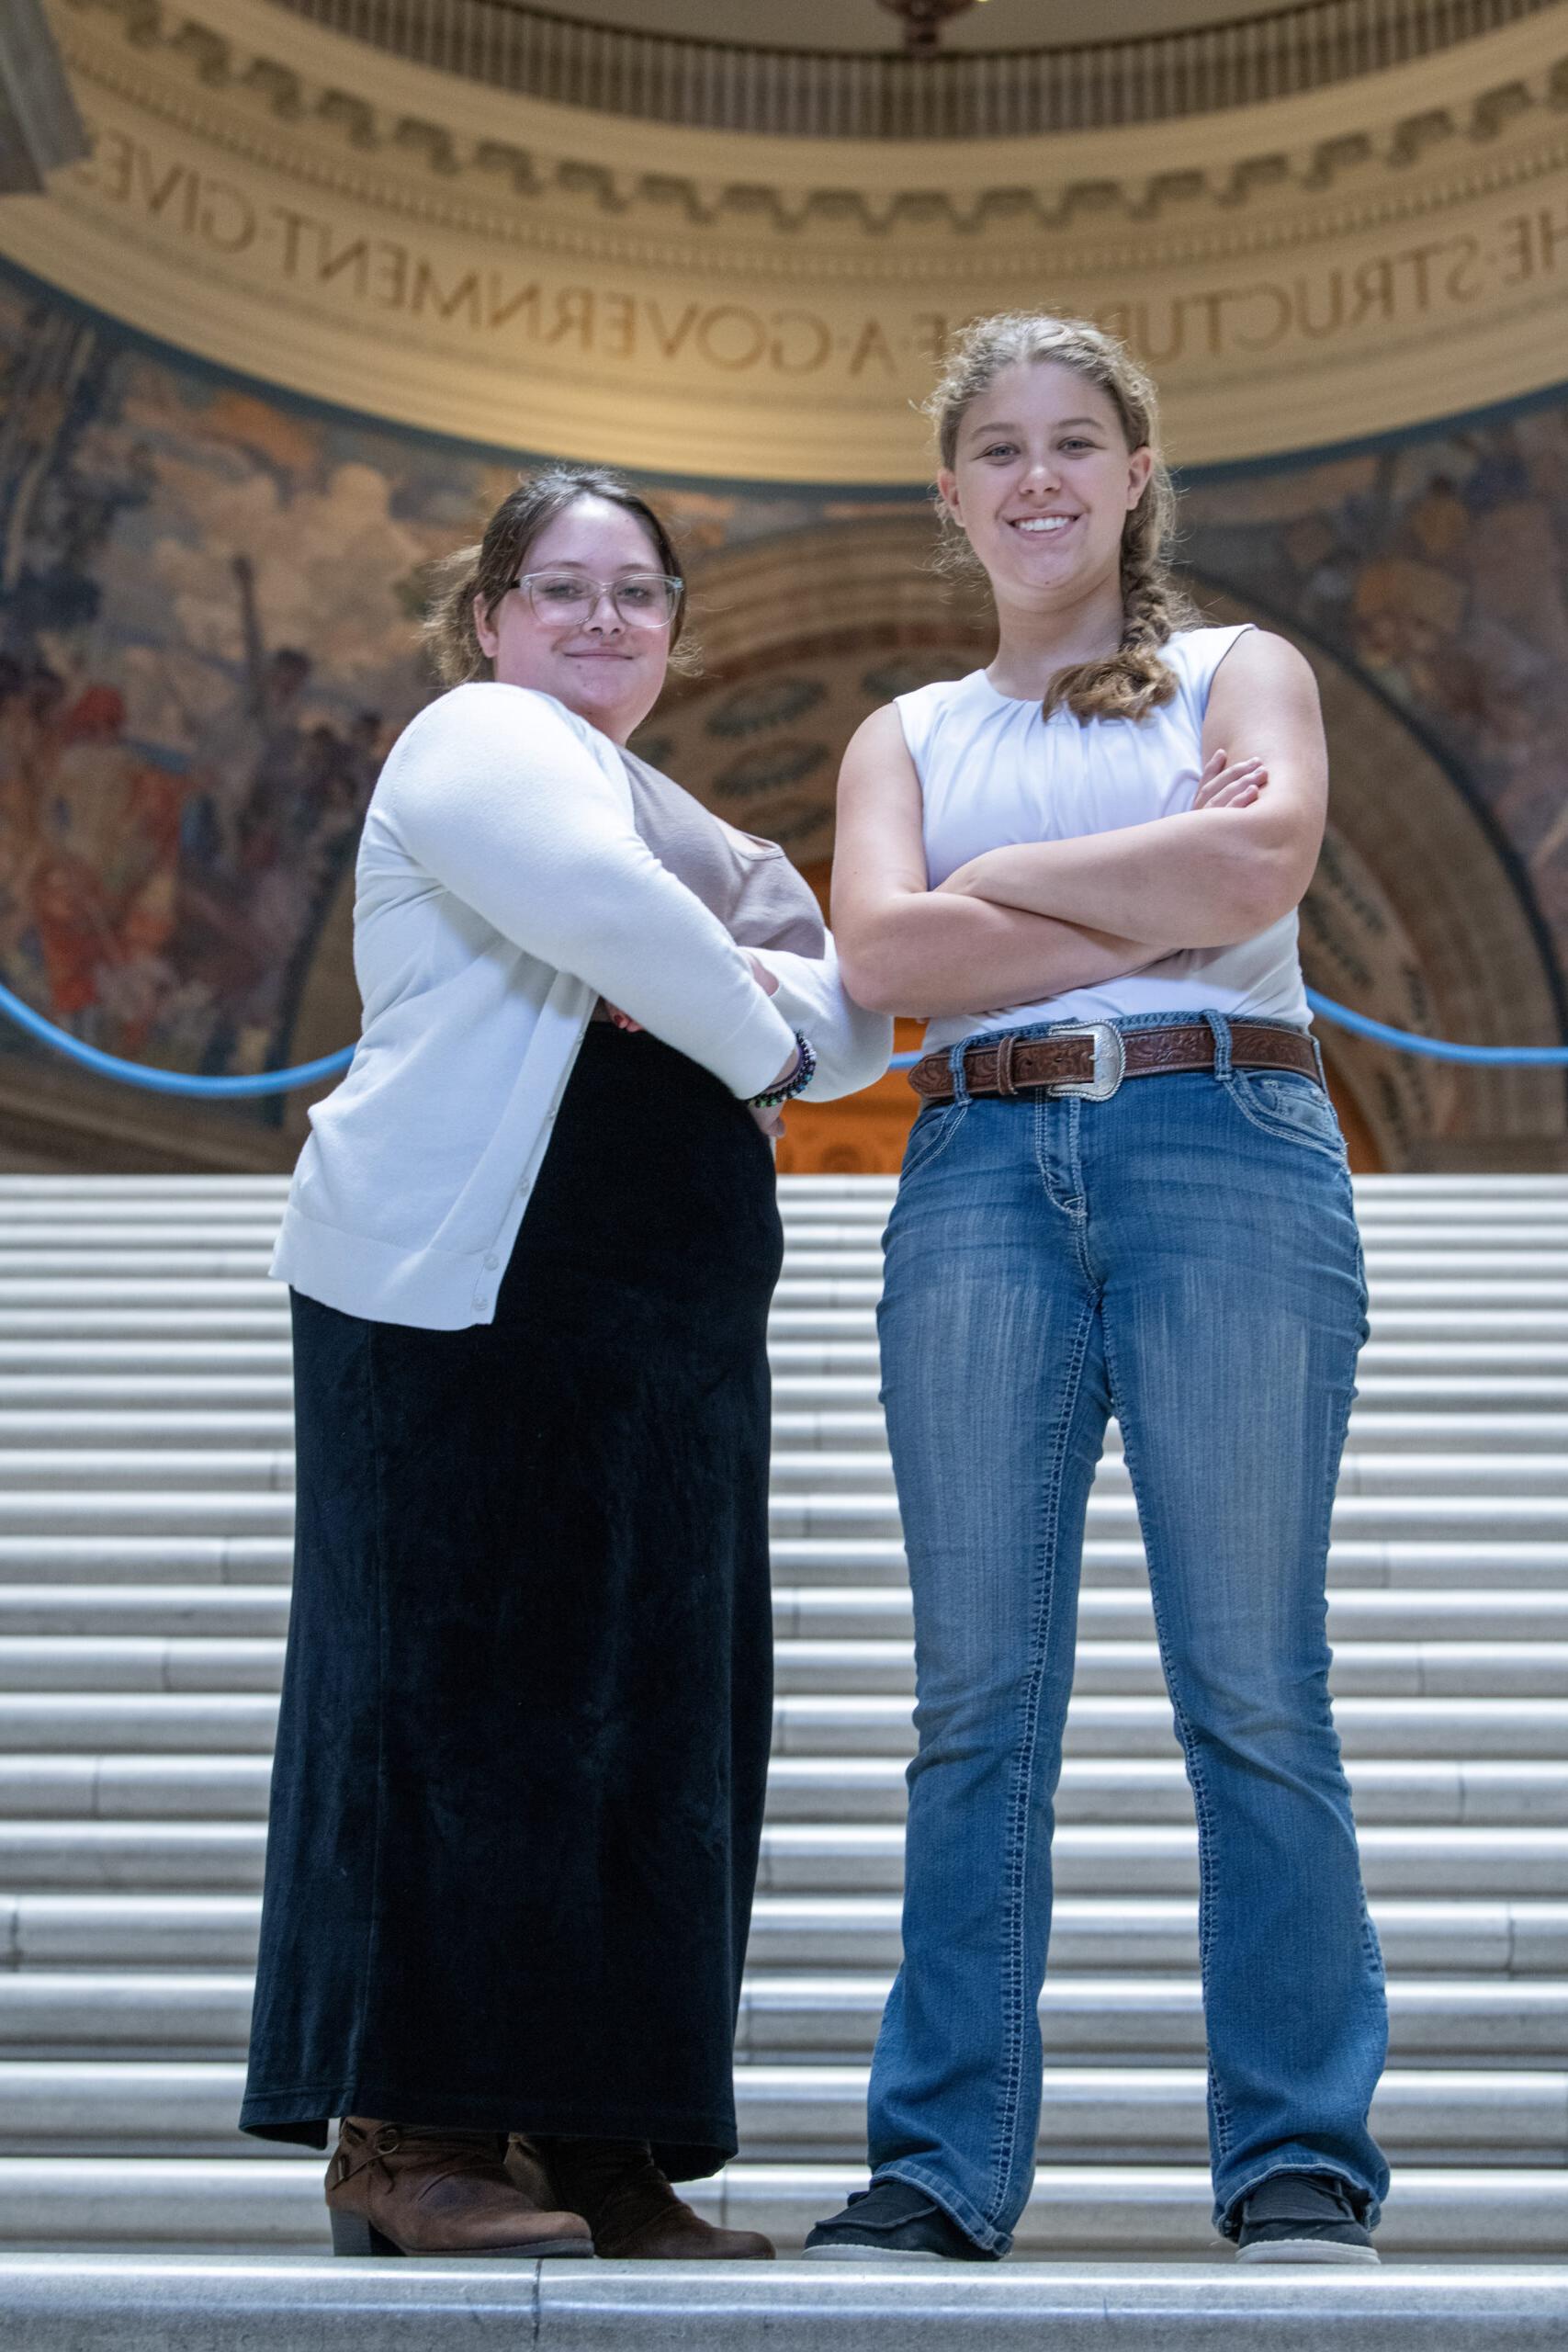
[
  {"xmin": 1235, "ymin": 2172, "xmax": 1379, "ymax": 2265},
  {"xmin": 802, "ymin": 2178, "xmax": 997, "ymax": 2262}
]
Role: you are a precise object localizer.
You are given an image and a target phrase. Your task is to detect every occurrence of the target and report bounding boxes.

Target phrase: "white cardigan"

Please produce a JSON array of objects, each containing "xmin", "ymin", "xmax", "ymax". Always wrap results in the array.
[{"xmin": 271, "ymin": 684, "xmax": 889, "ymax": 1329}]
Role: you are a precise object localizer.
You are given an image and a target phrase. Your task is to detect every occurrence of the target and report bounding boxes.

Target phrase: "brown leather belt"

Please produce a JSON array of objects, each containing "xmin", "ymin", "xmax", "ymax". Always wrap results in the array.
[{"xmin": 910, "ymin": 1019, "xmax": 1320, "ymax": 1104}]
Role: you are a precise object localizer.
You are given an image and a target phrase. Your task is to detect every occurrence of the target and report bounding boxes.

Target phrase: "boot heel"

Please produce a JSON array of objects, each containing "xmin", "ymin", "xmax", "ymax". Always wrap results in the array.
[{"xmin": 330, "ymin": 2207, "xmax": 400, "ymax": 2257}]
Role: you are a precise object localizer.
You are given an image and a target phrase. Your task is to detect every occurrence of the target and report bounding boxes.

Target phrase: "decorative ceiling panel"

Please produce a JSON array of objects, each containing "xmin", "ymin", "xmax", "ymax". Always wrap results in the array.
[
  {"xmin": 4, "ymin": 0, "xmax": 1567, "ymax": 480},
  {"xmin": 262, "ymin": 0, "xmax": 1564, "ymax": 137}
]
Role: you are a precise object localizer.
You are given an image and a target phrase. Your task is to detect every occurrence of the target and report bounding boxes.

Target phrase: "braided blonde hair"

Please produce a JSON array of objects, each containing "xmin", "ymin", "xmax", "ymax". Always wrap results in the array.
[{"xmin": 926, "ymin": 312, "xmax": 1195, "ymax": 723}]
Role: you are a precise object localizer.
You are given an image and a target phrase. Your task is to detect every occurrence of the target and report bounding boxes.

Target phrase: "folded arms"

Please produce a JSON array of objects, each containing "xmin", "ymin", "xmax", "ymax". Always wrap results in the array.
[{"xmin": 831, "ymin": 631, "xmax": 1326, "ymax": 1021}]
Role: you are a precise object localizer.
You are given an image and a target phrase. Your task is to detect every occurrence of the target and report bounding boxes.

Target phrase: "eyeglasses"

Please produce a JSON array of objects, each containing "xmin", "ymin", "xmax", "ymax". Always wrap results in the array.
[{"xmin": 505, "ymin": 571, "xmax": 682, "ymax": 628}]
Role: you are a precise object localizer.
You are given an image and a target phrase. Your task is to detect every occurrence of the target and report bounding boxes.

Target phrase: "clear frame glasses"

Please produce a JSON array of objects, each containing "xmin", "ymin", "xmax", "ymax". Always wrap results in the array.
[{"xmin": 507, "ymin": 570, "xmax": 682, "ymax": 629}]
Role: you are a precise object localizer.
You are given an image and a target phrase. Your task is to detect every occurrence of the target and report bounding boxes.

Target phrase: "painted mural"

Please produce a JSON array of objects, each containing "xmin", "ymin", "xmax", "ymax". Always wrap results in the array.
[
  {"xmin": 1182, "ymin": 418, "xmax": 1568, "ymax": 941},
  {"xmin": 1, "ymin": 255, "xmax": 1565, "ymax": 1127}
]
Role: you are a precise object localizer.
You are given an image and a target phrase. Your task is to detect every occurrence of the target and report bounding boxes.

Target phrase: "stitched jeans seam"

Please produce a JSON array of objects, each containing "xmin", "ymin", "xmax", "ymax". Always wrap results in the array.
[
  {"xmin": 1102, "ymin": 1314, "xmax": 1235, "ymax": 2159},
  {"xmin": 352, "ymin": 1311, "xmax": 391, "ymax": 2102},
  {"xmin": 1223, "ymin": 1071, "xmax": 1347, "ymax": 1166},
  {"xmin": 984, "ymin": 1288, "xmax": 1097, "ymax": 2223}
]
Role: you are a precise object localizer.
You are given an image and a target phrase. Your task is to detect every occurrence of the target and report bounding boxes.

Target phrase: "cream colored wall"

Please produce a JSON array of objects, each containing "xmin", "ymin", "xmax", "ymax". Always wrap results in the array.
[{"xmin": 5, "ymin": 0, "xmax": 1568, "ymax": 481}]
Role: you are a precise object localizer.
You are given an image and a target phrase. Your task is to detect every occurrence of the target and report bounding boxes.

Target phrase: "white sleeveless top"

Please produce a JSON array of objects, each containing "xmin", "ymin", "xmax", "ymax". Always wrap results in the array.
[{"xmin": 897, "ymin": 623, "xmax": 1310, "ymax": 1052}]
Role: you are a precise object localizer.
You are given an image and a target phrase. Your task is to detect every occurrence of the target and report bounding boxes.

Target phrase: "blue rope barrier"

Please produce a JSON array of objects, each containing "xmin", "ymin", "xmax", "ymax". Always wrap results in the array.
[
  {"xmin": 1303, "ymin": 989, "xmax": 1568, "ymax": 1066},
  {"xmin": 0, "ymin": 978, "xmax": 354, "ymax": 1099},
  {"xmin": 2, "ymin": 973, "xmax": 1567, "ymax": 1098}
]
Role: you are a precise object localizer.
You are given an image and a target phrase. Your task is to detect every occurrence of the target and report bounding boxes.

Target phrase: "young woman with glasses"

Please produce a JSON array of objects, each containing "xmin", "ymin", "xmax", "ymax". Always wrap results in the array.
[
  {"xmin": 806, "ymin": 315, "xmax": 1388, "ymax": 2267},
  {"xmin": 239, "ymin": 464, "xmax": 888, "ymax": 2259}
]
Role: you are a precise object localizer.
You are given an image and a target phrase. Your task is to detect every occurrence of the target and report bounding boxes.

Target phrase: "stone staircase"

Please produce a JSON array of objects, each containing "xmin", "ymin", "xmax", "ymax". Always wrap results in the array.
[{"xmin": 0, "ymin": 1171, "xmax": 1564, "ymax": 2343}]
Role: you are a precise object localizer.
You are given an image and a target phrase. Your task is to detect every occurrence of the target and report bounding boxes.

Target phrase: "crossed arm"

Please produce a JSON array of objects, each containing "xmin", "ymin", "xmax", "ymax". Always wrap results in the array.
[{"xmin": 830, "ymin": 631, "xmax": 1327, "ymax": 1021}]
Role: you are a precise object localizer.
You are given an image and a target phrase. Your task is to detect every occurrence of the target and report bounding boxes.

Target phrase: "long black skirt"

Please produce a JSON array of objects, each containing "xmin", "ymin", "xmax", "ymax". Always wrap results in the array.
[{"xmin": 239, "ymin": 1023, "xmax": 783, "ymax": 2177}]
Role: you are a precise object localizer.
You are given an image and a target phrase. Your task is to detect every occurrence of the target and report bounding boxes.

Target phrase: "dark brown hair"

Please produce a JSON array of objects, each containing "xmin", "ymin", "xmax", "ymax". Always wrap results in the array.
[
  {"xmin": 423, "ymin": 463, "xmax": 694, "ymax": 687},
  {"xmin": 926, "ymin": 311, "xmax": 1195, "ymax": 722}
]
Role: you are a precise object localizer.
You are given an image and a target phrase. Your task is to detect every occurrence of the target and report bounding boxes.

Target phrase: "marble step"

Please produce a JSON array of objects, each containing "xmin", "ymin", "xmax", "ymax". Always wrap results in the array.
[
  {"xmin": 13, "ymin": 1190, "xmax": 1559, "ymax": 1220},
  {"xmin": 776, "ymin": 1250, "xmax": 1568, "ymax": 1283},
  {"xmin": 0, "ymin": 2058, "xmax": 1559, "ymax": 2163},
  {"xmin": 8, "ymin": 1447, "xmax": 1568, "ymax": 1507},
  {"xmin": 13, "ymin": 1307, "xmax": 1568, "ymax": 1348},
  {"xmin": 768, "ymin": 1538, "xmax": 1568, "ymax": 1591},
  {"xmin": 15, "ymin": 2248, "xmax": 1568, "ymax": 2352},
  {"xmin": 4, "ymin": 1534, "xmax": 1568, "ymax": 1589},
  {"xmin": 4, "ymin": 1690, "xmax": 1562, "ymax": 1759},
  {"xmin": 6, "ymin": 1220, "xmax": 1568, "ymax": 1262},
  {"xmin": 0, "ymin": 1819, "xmax": 1563, "ymax": 1898},
  {"xmin": 6, "ymin": 1583, "xmax": 1568, "ymax": 1645},
  {"xmin": 733, "ymin": 1973, "xmax": 1567, "ymax": 2064},
  {"xmin": 3, "ymin": 1189, "xmax": 1565, "ymax": 1225},
  {"xmin": 0, "ymin": 1171, "xmax": 1552, "ymax": 1195},
  {"xmin": 15, "ymin": 1408, "xmax": 1568, "ymax": 1459},
  {"xmin": 760, "ymin": 1756, "xmax": 1568, "ymax": 1825},
  {"xmin": 763, "ymin": 1452, "xmax": 1568, "ymax": 1498},
  {"xmin": 772, "ymin": 1590, "xmax": 1568, "ymax": 1645},
  {"xmin": 0, "ymin": 1345, "xmax": 295, "ymax": 1378},
  {"xmin": 765, "ymin": 1638, "xmax": 1568, "ymax": 1700},
  {"xmin": 5, "ymin": 1753, "xmax": 1567, "ymax": 1829},
  {"xmin": 765, "ymin": 1311, "xmax": 1568, "ymax": 1345},
  {"xmin": 0, "ymin": 2159, "xmax": 1562, "ymax": 2266},
  {"xmin": 8, "ymin": 1892, "xmax": 1562, "ymax": 1974},
  {"xmin": 767, "ymin": 1410, "xmax": 1568, "ymax": 1454},
  {"xmin": 5, "ymin": 1195, "xmax": 1566, "ymax": 1232},
  {"xmin": 16, "ymin": 1271, "xmax": 1568, "ymax": 1310},
  {"xmin": 17, "ymin": 1242, "xmax": 1568, "ymax": 1284},
  {"xmin": 767, "ymin": 1340, "xmax": 1568, "ymax": 1379},
  {"xmin": 6, "ymin": 1492, "xmax": 1568, "ymax": 1546},
  {"xmin": 6, "ymin": 1378, "xmax": 1568, "ymax": 1430},
  {"xmin": 768, "ymin": 1496, "xmax": 1568, "ymax": 1545},
  {"xmin": 4, "ymin": 2257, "xmax": 1568, "ymax": 2352},
  {"xmin": 2, "ymin": 1634, "xmax": 1565, "ymax": 1702},
  {"xmin": 1, "ymin": 1970, "xmax": 1562, "ymax": 2065},
  {"xmin": 747, "ymin": 1895, "xmax": 1568, "ymax": 1973},
  {"xmin": 0, "ymin": 1540, "xmax": 298, "ymax": 1587},
  {"xmin": 749, "ymin": 1824, "xmax": 1568, "ymax": 1901},
  {"xmin": 9, "ymin": 1335, "xmax": 1568, "ymax": 1377},
  {"xmin": 0, "ymin": 1180, "xmax": 292, "ymax": 1197}
]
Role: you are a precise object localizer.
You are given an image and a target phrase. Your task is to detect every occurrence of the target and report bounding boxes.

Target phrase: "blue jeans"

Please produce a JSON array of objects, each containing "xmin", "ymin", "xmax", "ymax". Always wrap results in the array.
[{"xmin": 867, "ymin": 1012, "xmax": 1389, "ymax": 2254}]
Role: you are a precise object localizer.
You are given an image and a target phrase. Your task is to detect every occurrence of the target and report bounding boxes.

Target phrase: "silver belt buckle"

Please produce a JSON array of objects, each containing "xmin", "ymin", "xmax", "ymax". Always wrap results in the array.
[{"xmin": 1046, "ymin": 1021, "xmax": 1125, "ymax": 1102}]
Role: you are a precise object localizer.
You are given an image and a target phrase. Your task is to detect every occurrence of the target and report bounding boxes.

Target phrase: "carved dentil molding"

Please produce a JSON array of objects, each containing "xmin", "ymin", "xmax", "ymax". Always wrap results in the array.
[
  {"xmin": 51, "ymin": 0, "xmax": 1568, "ymax": 251},
  {"xmin": 4, "ymin": 0, "xmax": 1567, "ymax": 479}
]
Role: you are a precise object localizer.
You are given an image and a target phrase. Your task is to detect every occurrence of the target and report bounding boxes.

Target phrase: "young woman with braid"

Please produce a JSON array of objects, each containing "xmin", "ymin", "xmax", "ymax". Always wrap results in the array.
[
  {"xmin": 807, "ymin": 314, "xmax": 1389, "ymax": 2265},
  {"xmin": 240, "ymin": 464, "xmax": 888, "ymax": 2259}
]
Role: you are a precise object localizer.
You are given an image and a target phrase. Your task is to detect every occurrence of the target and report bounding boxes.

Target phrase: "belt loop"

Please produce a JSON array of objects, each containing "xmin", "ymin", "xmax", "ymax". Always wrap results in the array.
[
  {"xmin": 947, "ymin": 1036, "xmax": 972, "ymax": 1106},
  {"xmin": 995, "ymin": 1032, "xmax": 1017, "ymax": 1098},
  {"xmin": 1309, "ymin": 1028, "xmax": 1327, "ymax": 1089},
  {"xmin": 1203, "ymin": 1009, "xmax": 1234, "ymax": 1082}
]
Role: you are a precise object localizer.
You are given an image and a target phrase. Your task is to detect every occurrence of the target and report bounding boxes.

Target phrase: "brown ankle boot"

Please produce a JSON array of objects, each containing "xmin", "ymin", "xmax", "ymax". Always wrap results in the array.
[
  {"xmin": 326, "ymin": 2117, "xmax": 593, "ymax": 2257},
  {"xmin": 522, "ymin": 2135, "xmax": 774, "ymax": 2260}
]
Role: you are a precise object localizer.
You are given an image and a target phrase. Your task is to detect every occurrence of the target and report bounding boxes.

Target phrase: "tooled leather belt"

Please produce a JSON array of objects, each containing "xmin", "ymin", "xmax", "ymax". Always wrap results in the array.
[{"xmin": 909, "ymin": 1019, "xmax": 1320, "ymax": 1104}]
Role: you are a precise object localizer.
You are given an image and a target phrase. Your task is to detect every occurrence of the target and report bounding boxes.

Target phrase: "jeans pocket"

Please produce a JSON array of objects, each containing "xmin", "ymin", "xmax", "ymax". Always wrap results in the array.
[
  {"xmin": 1225, "ymin": 1069, "xmax": 1348, "ymax": 1163},
  {"xmin": 900, "ymin": 1100, "xmax": 969, "ymax": 1180}
]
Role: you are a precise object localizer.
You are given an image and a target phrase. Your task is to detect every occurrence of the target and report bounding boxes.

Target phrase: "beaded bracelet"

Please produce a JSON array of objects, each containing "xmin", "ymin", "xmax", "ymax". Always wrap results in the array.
[{"xmin": 748, "ymin": 1031, "xmax": 818, "ymax": 1110}]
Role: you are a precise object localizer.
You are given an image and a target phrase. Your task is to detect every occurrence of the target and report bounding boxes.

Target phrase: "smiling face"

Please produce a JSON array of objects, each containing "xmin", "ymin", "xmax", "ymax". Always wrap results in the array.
[
  {"xmin": 471, "ymin": 494, "xmax": 673, "ymax": 745},
  {"xmin": 938, "ymin": 358, "xmax": 1154, "ymax": 618}
]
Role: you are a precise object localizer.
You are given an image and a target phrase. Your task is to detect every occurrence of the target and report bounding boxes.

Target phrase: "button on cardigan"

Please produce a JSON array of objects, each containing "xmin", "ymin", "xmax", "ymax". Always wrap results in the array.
[{"xmin": 271, "ymin": 682, "xmax": 890, "ymax": 1329}]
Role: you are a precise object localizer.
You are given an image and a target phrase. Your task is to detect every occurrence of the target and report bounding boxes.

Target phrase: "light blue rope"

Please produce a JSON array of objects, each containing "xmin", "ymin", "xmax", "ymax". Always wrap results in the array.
[
  {"xmin": 1, "ymin": 973, "xmax": 1565, "ymax": 1097},
  {"xmin": 0, "ymin": 978, "xmax": 354, "ymax": 1098},
  {"xmin": 1303, "ymin": 989, "xmax": 1568, "ymax": 1066}
]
